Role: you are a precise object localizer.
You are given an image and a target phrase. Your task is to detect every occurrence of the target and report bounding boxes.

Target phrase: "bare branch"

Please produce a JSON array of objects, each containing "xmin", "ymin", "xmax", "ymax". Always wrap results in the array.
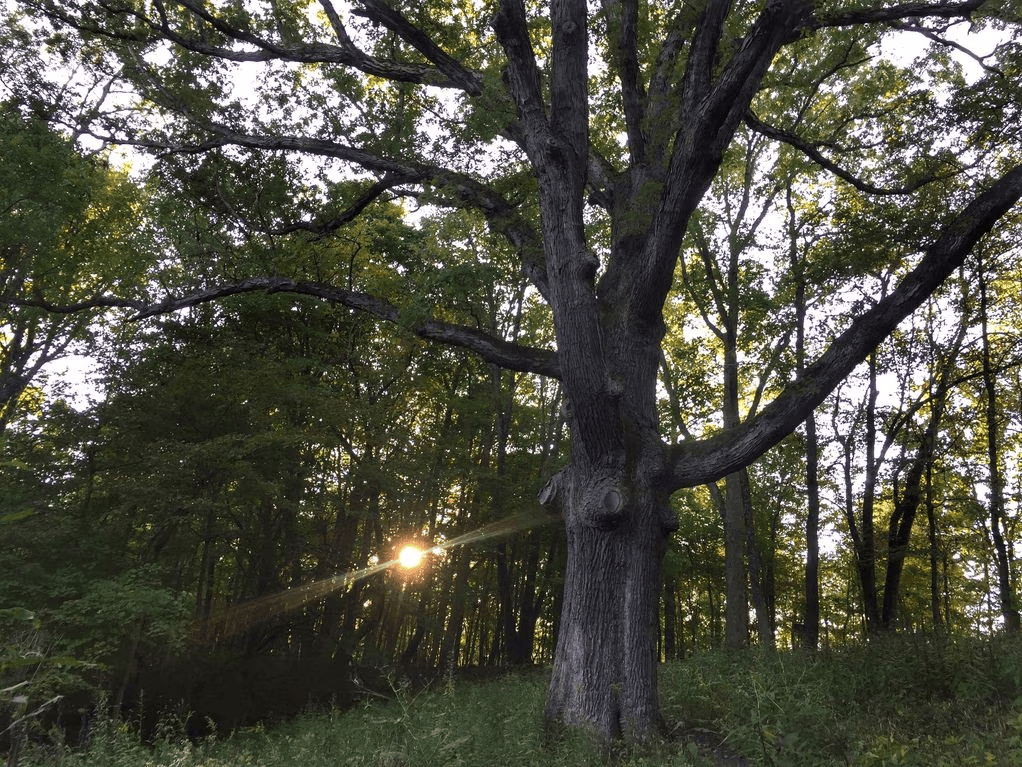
[{"xmin": 890, "ymin": 21, "xmax": 1006, "ymax": 76}]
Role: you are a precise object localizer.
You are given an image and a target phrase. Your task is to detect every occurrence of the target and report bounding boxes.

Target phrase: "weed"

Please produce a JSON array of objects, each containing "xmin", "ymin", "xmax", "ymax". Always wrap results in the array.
[{"xmin": 13, "ymin": 635, "xmax": 1022, "ymax": 767}]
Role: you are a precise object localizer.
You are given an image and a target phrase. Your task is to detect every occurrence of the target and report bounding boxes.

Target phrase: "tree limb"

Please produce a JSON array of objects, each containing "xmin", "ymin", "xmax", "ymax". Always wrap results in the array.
[
  {"xmin": 601, "ymin": 0, "xmax": 646, "ymax": 164},
  {"xmin": 549, "ymin": 0, "xmax": 589, "ymax": 167},
  {"xmin": 492, "ymin": 0, "xmax": 552, "ymax": 156},
  {"xmin": 5, "ymin": 278, "xmax": 562, "ymax": 379},
  {"xmin": 811, "ymin": 0, "xmax": 989, "ymax": 28},
  {"xmin": 30, "ymin": 0, "xmax": 473, "ymax": 90},
  {"xmin": 745, "ymin": 111, "xmax": 944, "ymax": 195},
  {"xmin": 236, "ymin": 175, "xmax": 412, "ymax": 238},
  {"xmin": 83, "ymin": 114, "xmax": 553, "ymax": 303},
  {"xmin": 665, "ymin": 162, "xmax": 1022, "ymax": 490},
  {"xmin": 353, "ymin": 0, "xmax": 484, "ymax": 96},
  {"xmin": 890, "ymin": 21, "xmax": 1005, "ymax": 76},
  {"xmin": 632, "ymin": 0, "xmax": 810, "ymax": 326}
]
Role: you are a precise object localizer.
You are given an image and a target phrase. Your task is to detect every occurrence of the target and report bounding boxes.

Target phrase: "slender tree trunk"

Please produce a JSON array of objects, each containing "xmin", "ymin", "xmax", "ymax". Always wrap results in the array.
[
  {"xmin": 497, "ymin": 534, "xmax": 548, "ymax": 665},
  {"xmin": 803, "ymin": 412, "xmax": 821, "ymax": 649},
  {"xmin": 722, "ymin": 472, "xmax": 749, "ymax": 649},
  {"xmin": 926, "ymin": 462, "xmax": 943, "ymax": 633},
  {"xmin": 842, "ymin": 354, "xmax": 883, "ymax": 633},
  {"xmin": 880, "ymin": 320, "xmax": 961, "ymax": 629},
  {"xmin": 742, "ymin": 470, "xmax": 774, "ymax": 647},
  {"xmin": 663, "ymin": 575, "xmax": 678, "ymax": 661},
  {"xmin": 439, "ymin": 550, "xmax": 471, "ymax": 668},
  {"xmin": 196, "ymin": 505, "xmax": 217, "ymax": 620},
  {"xmin": 789, "ymin": 198, "xmax": 821, "ymax": 649},
  {"xmin": 495, "ymin": 542, "xmax": 519, "ymax": 663},
  {"xmin": 400, "ymin": 569, "xmax": 435, "ymax": 664},
  {"xmin": 978, "ymin": 258, "xmax": 1021, "ymax": 632}
]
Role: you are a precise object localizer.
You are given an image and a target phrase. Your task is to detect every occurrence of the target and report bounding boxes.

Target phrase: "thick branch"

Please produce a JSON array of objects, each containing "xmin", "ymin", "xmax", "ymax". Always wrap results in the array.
[
  {"xmin": 665, "ymin": 162, "xmax": 1022, "ymax": 490},
  {"xmin": 549, "ymin": 0, "xmax": 589, "ymax": 166},
  {"xmin": 492, "ymin": 0, "xmax": 551, "ymax": 153},
  {"xmin": 7, "ymin": 278, "xmax": 562, "ymax": 379},
  {"xmin": 811, "ymin": 0, "xmax": 989, "ymax": 28},
  {"xmin": 354, "ymin": 0, "xmax": 484, "ymax": 96},
  {"xmin": 93, "ymin": 120, "xmax": 552, "ymax": 302},
  {"xmin": 679, "ymin": 0, "xmax": 733, "ymax": 113},
  {"xmin": 630, "ymin": 0, "xmax": 809, "ymax": 325},
  {"xmin": 33, "ymin": 0, "xmax": 472, "ymax": 90},
  {"xmin": 601, "ymin": 0, "xmax": 646, "ymax": 164}
]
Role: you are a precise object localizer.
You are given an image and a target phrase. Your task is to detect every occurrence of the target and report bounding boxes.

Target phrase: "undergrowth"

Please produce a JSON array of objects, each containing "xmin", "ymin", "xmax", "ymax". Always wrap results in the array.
[{"xmin": 13, "ymin": 634, "xmax": 1022, "ymax": 766}]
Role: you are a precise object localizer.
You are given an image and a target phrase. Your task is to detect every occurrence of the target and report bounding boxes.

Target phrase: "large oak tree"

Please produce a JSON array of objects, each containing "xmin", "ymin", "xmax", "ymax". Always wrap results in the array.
[{"xmin": 11, "ymin": 0, "xmax": 1022, "ymax": 741}]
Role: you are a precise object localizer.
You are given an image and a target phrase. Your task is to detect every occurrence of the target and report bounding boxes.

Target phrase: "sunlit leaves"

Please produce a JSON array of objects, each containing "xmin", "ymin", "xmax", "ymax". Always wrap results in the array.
[{"xmin": 0, "ymin": 111, "xmax": 154, "ymax": 427}]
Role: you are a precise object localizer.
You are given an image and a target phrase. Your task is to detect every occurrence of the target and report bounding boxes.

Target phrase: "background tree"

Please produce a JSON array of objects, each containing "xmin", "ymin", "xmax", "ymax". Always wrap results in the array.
[{"xmin": 0, "ymin": 110, "xmax": 149, "ymax": 434}]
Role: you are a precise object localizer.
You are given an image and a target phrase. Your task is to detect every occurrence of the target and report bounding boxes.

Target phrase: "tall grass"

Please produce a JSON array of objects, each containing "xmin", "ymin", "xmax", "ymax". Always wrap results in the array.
[{"xmin": 16, "ymin": 634, "xmax": 1022, "ymax": 766}]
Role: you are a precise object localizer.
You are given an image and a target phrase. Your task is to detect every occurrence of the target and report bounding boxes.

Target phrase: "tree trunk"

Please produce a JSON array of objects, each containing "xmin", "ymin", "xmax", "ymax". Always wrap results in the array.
[
  {"xmin": 790, "ymin": 201, "xmax": 821, "ymax": 650},
  {"xmin": 978, "ymin": 257, "xmax": 1021, "ymax": 632},
  {"xmin": 663, "ymin": 575, "xmax": 678, "ymax": 661},
  {"xmin": 743, "ymin": 469, "xmax": 774, "ymax": 648},
  {"xmin": 803, "ymin": 411, "xmax": 822, "ymax": 649},
  {"xmin": 544, "ymin": 470, "xmax": 671, "ymax": 740},
  {"xmin": 722, "ymin": 472, "xmax": 749, "ymax": 649},
  {"xmin": 439, "ymin": 550, "xmax": 471, "ymax": 668},
  {"xmin": 925, "ymin": 462, "xmax": 943, "ymax": 633},
  {"xmin": 881, "ymin": 373, "xmax": 957, "ymax": 628},
  {"xmin": 496, "ymin": 533, "xmax": 549, "ymax": 665},
  {"xmin": 196, "ymin": 505, "xmax": 217, "ymax": 620},
  {"xmin": 840, "ymin": 353, "xmax": 883, "ymax": 634}
]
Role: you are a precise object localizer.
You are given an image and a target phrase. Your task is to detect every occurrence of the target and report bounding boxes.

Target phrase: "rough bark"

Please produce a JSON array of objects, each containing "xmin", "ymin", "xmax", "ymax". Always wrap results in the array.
[
  {"xmin": 543, "ymin": 468, "xmax": 674, "ymax": 739},
  {"xmin": 722, "ymin": 473, "xmax": 750, "ymax": 650}
]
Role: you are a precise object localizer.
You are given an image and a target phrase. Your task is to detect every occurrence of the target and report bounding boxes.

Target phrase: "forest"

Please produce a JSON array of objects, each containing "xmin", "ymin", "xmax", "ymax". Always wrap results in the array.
[{"xmin": 2, "ymin": 0, "xmax": 1022, "ymax": 763}]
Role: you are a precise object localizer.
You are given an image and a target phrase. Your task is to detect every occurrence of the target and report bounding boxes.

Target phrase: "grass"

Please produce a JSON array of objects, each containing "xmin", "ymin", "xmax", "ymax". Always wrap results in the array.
[{"xmin": 15, "ymin": 634, "xmax": 1022, "ymax": 766}]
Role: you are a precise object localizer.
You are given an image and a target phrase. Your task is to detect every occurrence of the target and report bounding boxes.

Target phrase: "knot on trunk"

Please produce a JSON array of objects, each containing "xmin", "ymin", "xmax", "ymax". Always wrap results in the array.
[
  {"xmin": 539, "ymin": 467, "xmax": 628, "ymax": 530},
  {"xmin": 586, "ymin": 476, "xmax": 627, "ymax": 531}
]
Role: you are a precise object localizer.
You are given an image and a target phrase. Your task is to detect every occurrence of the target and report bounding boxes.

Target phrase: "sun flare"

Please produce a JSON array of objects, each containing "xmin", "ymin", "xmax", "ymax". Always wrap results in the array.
[{"xmin": 398, "ymin": 545, "xmax": 424, "ymax": 568}]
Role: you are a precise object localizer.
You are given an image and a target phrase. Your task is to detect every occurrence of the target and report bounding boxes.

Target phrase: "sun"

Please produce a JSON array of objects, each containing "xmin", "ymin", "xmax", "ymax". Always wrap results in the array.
[{"xmin": 398, "ymin": 545, "xmax": 424, "ymax": 569}]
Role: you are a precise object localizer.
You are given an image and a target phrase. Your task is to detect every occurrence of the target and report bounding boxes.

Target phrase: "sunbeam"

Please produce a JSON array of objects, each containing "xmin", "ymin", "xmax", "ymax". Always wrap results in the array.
[{"xmin": 195, "ymin": 508, "xmax": 559, "ymax": 641}]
